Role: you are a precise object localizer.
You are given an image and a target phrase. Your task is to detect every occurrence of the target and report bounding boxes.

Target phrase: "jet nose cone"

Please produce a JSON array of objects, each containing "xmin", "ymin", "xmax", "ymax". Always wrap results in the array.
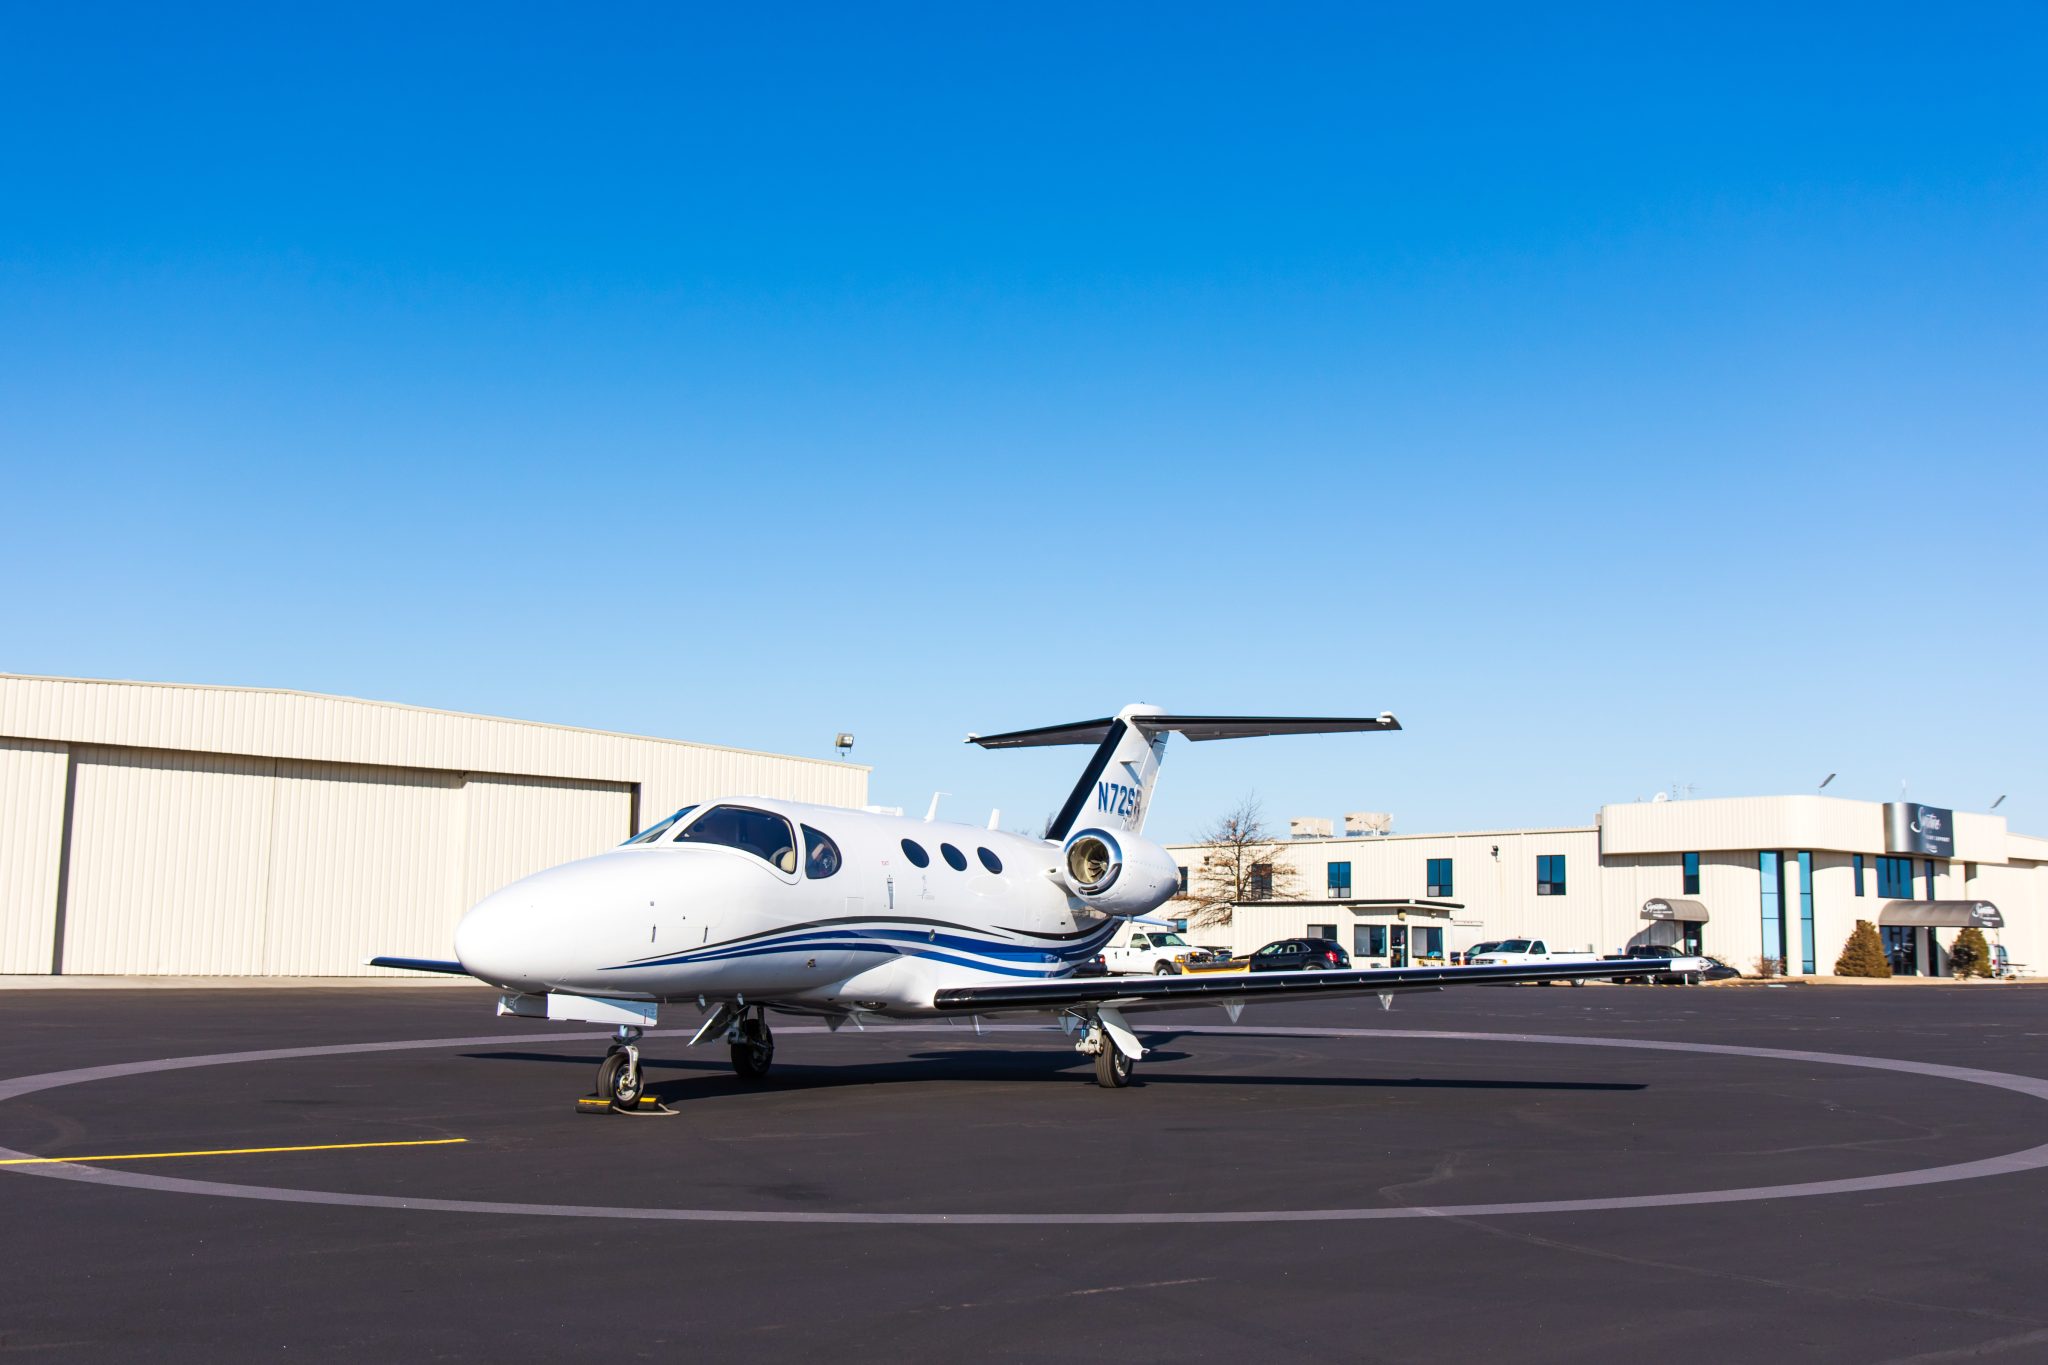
[{"xmin": 454, "ymin": 889, "xmax": 538, "ymax": 991}]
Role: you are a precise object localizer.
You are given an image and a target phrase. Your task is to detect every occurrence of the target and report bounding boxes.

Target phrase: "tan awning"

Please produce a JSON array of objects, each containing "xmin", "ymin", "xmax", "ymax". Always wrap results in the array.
[
  {"xmin": 1643, "ymin": 898, "xmax": 1709, "ymax": 922},
  {"xmin": 1878, "ymin": 900, "xmax": 2004, "ymax": 929}
]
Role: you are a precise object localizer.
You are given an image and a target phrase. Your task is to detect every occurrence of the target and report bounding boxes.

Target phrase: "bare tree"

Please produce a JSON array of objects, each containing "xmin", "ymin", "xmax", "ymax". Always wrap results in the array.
[{"xmin": 1178, "ymin": 793, "xmax": 1300, "ymax": 927}]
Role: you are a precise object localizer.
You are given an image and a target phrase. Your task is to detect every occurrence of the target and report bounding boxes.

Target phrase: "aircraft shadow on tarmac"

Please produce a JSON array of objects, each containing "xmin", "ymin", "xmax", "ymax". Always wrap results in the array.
[{"xmin": 458, "ymin": 1048, "xmax": 1647, "ymax": 1094}]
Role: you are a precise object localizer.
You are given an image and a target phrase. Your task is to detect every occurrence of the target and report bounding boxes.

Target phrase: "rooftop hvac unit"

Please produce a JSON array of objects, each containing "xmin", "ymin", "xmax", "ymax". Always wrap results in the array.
[
  {"xmin": 1345, "ymin": 811, "xmax": 1393, "ymax": 837},
  {"xmin": 1289, "ymin": 817, "xmax": 1334, "ymax": 840}
]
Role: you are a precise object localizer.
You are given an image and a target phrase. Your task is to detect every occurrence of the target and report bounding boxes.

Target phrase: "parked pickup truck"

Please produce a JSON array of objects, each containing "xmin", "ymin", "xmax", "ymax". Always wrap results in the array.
[
  {"xmin": 1468, "ymin": 938, "xmax": 1603, "ymax": 985},
  {"xmin": 1101, "ymin": 927, "xmax": 1225, "ymax": 976}
]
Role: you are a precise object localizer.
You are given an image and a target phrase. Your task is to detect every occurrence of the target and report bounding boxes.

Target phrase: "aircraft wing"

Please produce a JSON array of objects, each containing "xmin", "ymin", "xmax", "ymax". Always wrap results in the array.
[
  {"xmin": 365, "ymin": 955, "xmax": 471, "ymax": 976},
  {"xmin": 932, "ymin": 958, "xmax": 1673, "ymax": 1016}
]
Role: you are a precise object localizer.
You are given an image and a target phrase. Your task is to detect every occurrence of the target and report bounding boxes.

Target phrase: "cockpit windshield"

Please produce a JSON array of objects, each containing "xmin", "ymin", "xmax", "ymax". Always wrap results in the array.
[
  {"xmin": 675, "ymin": 804, "xmax": 799, "ymax": 873},
  {"xmin": 622, "ymin": 806, "xmax": 697, "ymax": 846}
]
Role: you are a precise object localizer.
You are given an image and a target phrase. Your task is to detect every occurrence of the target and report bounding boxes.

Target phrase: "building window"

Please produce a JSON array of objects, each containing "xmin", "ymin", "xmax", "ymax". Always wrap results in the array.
[
  {"xmin": 1415, "ymin": 926, "xmax": 1444, "ymax": 960},
  {"xmin": 1354, "ymin": 924, "xmax": 1388, "ymax": 958},
  {"xmin": 1797, "ymin": 851, "xmax": 1815, "ymax": 974},
  {"xmin": 1536, "ymin": 854, "xmax": 1566, "ymax": 896},
  {"xmin": 1427, "ymin": 857, "xmax": 1453, "ymax": 898},
  {"xmin": 1682, "ymin": 852, "xmax": 1700, "ymax": 897},
  {"xmin": 1854, "ymin": 854, "xmax": 1865, "ymax": 897},
  {"xmin": 1925, "ymin": 859, "xmax": 1938, "ymax": 901},
  {"xmin": 1249, "ymin": 863, "xmax": 1273, "ymax": 900},
  {"xmin": 1760, "ymin": 851, "xmax": 1784, "ymax": 967},
  {"xmin": 1307, "ymin": 923, "xmax": 1337, "ymax": 941},
  {"xmin": 1176, "ymin": 865, "xmax": 1189, "ymax": 896},
  {"xmin": 1326, "ymin": 861, "xmax": 1352, "ymax": 898},
  {"xmin": 1877, "ymin": 856, "xmax": 1913, "ymax": 899}
]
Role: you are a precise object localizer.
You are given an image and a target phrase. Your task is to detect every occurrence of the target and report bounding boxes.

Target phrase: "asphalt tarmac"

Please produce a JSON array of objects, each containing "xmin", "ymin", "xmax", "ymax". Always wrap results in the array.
[{"xmin": 4, "ymin": 983, "xmax": 2048, "ymax": 1363}]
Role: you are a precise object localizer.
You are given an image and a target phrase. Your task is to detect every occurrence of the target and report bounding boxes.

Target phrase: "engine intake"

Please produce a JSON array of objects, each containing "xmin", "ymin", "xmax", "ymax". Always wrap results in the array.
[
  {"xmin": 1064, "ymin": 831, "xmax": 1121, "ymax": 894},
  {"xmin": 1058, "ymin": 828, "xmax": 1179, "ymax": 917}
]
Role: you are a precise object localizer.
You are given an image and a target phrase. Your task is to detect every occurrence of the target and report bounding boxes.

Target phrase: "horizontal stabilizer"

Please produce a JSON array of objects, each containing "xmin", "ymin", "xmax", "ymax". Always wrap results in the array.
[
  {"xmin": 365, "ymin": 955, "xmax": 470, "ymax": 976},
  {"xmin": 969, "ymin": 712, "xmax": 1399, "ymax": 749}
]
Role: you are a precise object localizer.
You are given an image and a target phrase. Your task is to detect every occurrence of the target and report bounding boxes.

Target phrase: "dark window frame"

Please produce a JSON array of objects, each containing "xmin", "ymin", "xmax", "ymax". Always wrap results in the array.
[
  {"xmin": 1536, "ymin": 854, "xmax": 1567, "ymax": 896},
  {"xmin": 900, "ymin": 839, "xmax": 931, "ymax": 868},
  {"xmin": 1427, "ymin": 857, "xmax": 1453, "ymax": 898},
  {"xmin": 1682, "ymin": 852, "xmax": 1700, "ymax": 897},
  {"xmin": 940, "ymin": 843, "xmax": 968, "ymax": 872},
  {"xmin": 977, "ymin": 846, "xmax": 1004, "ymax": 875},
  {"xmin": 1326, "ymin": 860, "xmax": 1352, "ymax": 898}
]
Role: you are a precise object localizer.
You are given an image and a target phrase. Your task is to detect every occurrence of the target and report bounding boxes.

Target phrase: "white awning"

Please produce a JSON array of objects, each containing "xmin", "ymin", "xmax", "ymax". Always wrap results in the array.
[
  {"xmin": 1643, "ymin": 897, "xmax": 1709, "ymax": 922},
  {"xmin": 1877, "ymin": 900, "xmax": 2004, "ymax": 929}
]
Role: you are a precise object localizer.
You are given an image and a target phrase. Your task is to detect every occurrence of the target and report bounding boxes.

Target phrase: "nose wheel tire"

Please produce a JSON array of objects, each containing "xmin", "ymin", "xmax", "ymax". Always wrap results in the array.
[
  {"xmin": 731, "ymin": 1019, "xmax": 774, "ymax": 1080},
  {"xmin": 1094, "ymin": 1043, "xmax": 1134, "ymax": 1088},
  {"xmin": 597, "ymin": 1047, "xmax": 643, "ymax": 1108}
]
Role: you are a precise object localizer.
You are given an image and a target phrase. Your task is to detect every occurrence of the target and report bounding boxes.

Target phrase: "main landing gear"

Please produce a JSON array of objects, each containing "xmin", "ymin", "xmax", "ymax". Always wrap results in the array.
[
  {"xmin": 728, "ymin": 1009, "xmax": 774, "ymax": 1080},
  {"xmin": 1074, "ymin": 1012, "xmax": 1140, "ymax": 1088},
  {"xmin": 578, "ymin": 1025, "xmax": 674, "ymax": 1115}
]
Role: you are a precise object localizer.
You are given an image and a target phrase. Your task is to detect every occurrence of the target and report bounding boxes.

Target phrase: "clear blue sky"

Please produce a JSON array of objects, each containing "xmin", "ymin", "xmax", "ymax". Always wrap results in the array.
[{"xmin": 3, "ymin": 4, "xmax": 2043, "ymax": 840}]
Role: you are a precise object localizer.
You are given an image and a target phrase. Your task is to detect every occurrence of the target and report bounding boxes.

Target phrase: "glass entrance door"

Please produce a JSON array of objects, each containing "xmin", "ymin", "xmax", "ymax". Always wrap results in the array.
[
  {"xmin": 1680, "ymin": 922, "xmax": 1703, "ymax": 956},
  {"xmin": 1389, "ymin": 925, "xmax": 1408, "ymax": 968},
  {"xmin": 1882, "ymin": 925, "xmax": 1918, "ymax": 976}
]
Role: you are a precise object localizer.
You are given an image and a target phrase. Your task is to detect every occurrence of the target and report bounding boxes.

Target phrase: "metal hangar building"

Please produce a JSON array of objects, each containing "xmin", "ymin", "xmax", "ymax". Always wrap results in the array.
[{"xmin": 0, "ymin": 675, "xmax": 867, "ymax": 978}]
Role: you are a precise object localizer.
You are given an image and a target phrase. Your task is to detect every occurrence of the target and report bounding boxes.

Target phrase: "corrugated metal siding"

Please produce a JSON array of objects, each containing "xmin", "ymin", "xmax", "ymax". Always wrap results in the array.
[
  {"xmin": 462, "ymin": 773, "xmax": 633, "ymax": 908},
  {"xmin": 1599, "ymin": 796, "xmax": 1885, "ymax": 858},
  {"xmin": 0, "ymin": 675, "xmax": 865, "ymax": 808},
  {"xmin": 0, "ymin": 739, "xmax": 69, "ymax": 972},
  {"xmin": 62, "ymin": 747, "xmax": 275, "ymax": 974},
  {"xmin": 263, "ymin": 760, "xmax": 465, "ymax": 976},
  {"xmin": 0, "ymin": 675, "xmax": 867, "ymax": 975}
]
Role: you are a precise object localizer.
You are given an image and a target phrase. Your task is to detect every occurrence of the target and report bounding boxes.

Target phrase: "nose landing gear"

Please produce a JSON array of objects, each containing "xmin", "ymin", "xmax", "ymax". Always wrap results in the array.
[{"xmin": 578, "ymin": 1025, "xmax": 675, "ymax": 1115}]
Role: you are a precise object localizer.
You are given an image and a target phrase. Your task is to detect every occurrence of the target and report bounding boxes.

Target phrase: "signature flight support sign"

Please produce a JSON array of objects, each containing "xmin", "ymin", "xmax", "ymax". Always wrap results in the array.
[{"xmin": 1884, "ymin": 802, "xmax": 1956, "ymax": 859}]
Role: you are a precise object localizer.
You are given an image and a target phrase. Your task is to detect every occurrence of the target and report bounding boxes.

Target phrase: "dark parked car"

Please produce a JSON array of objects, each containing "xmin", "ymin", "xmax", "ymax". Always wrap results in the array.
[
  {"xmin": 1246, "ymin": 937, "xmax": 1351, "ymax": 972},
  {"xmin": 1602, "ymin": 945, "xmax": 1739, "ymax": 985},
  {"xmin": 1073, "ymin": 953, "xmax": 1109, "ymax": 977}
]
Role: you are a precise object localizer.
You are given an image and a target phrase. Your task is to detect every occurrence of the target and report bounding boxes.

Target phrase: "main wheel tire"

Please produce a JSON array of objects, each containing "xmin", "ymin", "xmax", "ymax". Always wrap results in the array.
[
  {"xmin": 731, "ymin": 1020, "xmax": 774, "ymax": 1080},
  {"xmin": 1094, "ymin": 1043, "xmax": 1134, "ymax": 1088},
  {"xmin": 597, "ymin": 1050, "xmax": 643, "ymax": 1107}
]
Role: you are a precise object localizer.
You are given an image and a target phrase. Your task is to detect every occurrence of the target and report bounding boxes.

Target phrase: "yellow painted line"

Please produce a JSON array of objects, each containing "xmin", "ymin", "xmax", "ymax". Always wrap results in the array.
[{"xmin": 0, "ymin": 1138, "xmax": 466, "ymax": 1166}]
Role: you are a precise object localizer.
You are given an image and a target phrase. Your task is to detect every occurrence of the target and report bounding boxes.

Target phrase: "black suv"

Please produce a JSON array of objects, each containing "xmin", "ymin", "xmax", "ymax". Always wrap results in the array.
[{"xmin": 1246, "ymin": 937, "xmax": 1352, "ymax": 972}]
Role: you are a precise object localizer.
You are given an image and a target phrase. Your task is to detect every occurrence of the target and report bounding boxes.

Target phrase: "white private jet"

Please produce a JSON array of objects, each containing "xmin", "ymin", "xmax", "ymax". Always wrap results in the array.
[{"xmin": 373, "ymin": 704, "xmax": 1668, "ymax": 1108}]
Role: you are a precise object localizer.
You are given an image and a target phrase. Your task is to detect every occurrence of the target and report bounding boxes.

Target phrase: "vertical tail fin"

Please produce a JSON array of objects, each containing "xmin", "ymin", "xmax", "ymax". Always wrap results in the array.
[{"xmin": 967, "ymin": 705, "xmax": 1401, "ymax": 842}]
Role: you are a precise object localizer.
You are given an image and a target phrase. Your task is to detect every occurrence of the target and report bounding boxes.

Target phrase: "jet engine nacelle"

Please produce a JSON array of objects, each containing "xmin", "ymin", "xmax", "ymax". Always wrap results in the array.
[{"xmin": 1058, "ymin": 827, "xmax": 1180, "ymax": 917}]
